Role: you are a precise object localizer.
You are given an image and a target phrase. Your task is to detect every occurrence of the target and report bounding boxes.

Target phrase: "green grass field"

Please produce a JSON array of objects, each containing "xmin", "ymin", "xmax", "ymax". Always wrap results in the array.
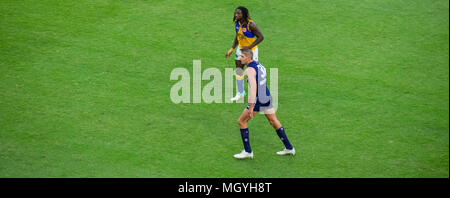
[{"xmin": 1, "ymin": 0, "xmax": 448, "ymax": 178}]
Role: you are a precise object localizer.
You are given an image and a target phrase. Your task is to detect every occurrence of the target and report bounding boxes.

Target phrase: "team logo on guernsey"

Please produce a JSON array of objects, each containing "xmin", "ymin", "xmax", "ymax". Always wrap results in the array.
[{"xmin": 242, "ymin": 28, "xmax": 247, "ymax": 32}]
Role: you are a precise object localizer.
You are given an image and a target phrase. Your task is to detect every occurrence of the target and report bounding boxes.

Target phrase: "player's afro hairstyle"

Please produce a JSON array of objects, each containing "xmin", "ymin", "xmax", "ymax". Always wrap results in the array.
[{"xmin": 233, "ymin": 6, "xmax": 251, "ymax": 24}]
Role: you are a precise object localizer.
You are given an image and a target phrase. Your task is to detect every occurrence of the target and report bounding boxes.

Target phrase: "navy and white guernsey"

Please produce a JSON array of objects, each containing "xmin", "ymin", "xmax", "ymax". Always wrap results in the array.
[{"xmin": 247, "ymin": 61, "xmax": 272, "ymax": 104}]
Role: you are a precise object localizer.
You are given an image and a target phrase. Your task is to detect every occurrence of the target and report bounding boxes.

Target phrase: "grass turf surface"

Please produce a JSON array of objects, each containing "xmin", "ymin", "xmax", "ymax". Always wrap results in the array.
[{"xmin": 0, "ymin": 0, "xmax": 448, "ymax": 177}]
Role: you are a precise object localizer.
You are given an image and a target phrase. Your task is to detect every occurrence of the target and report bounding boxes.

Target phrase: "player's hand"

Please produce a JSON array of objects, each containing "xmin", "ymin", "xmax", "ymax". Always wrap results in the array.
[
  {"xmin": 248, "ymin": 108, "xmax": 254, "ymax": 119},
  {"xmin": 225, "ymin": 48, "xmax": 234, "ymax": 59}
]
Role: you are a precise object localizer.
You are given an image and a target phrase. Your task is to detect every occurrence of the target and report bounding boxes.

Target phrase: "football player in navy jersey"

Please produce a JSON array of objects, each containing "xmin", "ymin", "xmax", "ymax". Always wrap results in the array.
[{"xmin": 233, "ymin": 49, "xmax": 295, "ymax": 159}]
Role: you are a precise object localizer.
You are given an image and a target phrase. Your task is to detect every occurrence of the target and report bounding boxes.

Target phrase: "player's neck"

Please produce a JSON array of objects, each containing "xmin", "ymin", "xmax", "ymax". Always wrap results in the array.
[{"xmin": 239, "ymin": 18, "xmax": 247, "ymax": 25}]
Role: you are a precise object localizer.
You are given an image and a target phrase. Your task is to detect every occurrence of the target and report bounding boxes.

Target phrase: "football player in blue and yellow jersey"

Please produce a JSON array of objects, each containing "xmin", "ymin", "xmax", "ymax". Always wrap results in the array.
[{"xmin": 225, "ymin": 6, "xmax": 264, "ymax": 102}]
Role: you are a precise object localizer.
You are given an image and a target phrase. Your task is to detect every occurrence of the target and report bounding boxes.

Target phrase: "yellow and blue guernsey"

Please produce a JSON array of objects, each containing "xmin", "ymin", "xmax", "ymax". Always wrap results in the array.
[{"xmin": 235, "ymin": 19, "xmax": 258, "ymax": 51}]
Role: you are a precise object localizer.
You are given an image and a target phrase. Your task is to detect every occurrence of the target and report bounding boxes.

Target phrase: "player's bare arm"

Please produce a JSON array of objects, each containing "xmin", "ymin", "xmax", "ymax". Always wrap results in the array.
[
  {"xmin": 225, "ymin": 36, "xmax": 239, "ymax": 58},
  {"xmin": 241, "ymin": 22, "xmax": 264, "ymax": 51},
  {"xmin": 246, "ymin": 66, "xmax": 257, "ymax": 118}
]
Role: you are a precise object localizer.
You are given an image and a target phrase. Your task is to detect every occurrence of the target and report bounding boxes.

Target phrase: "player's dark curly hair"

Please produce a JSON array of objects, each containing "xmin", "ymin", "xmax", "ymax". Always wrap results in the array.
[{"xmin": 233, "ymin": 6, "xmax": 251, "ymax": 24}]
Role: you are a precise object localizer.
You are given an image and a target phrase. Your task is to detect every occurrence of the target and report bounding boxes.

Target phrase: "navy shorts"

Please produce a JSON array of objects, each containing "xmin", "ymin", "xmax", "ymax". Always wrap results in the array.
[{"xmin": 246, "ymin": 98, "xmax": 273, "ymax": 112}]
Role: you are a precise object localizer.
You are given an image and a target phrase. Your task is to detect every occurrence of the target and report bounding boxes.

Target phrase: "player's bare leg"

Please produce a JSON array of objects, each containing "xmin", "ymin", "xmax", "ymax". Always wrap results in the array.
[
  {"xmin": 263, "ymin": 109, "xmax": 282, "ymax": 130},
  {"xmin": 264, "ymin": 109, "xmax": 295, "ymax": 156},
  {"xmin": 237, "ymin": 108, "xmax": 257, "ymax": 129}
]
